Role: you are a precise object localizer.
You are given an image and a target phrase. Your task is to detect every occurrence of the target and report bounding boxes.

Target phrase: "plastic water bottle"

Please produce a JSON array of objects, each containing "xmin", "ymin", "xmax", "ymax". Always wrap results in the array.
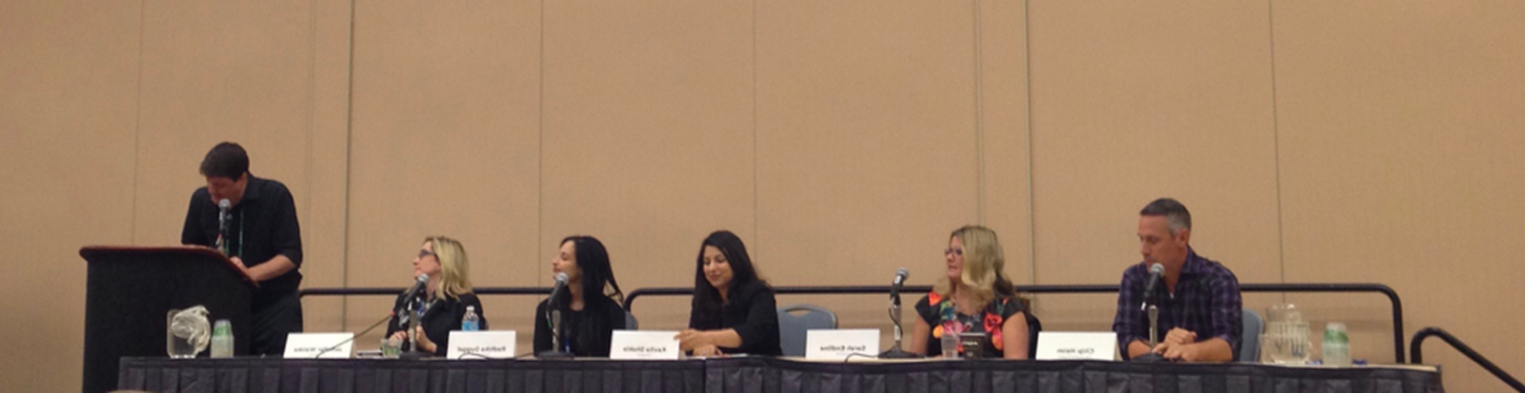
[
  {"xmin": 1322, "ymin": 322, "xmax": 1351, "ymax": 366},
  {"xmin": 210, "ymin": 319, "xmax": 233, "ymax": 358},
  {"xmin": 461, "ymin": 306, "xmax": 480, "ymax": 331}
]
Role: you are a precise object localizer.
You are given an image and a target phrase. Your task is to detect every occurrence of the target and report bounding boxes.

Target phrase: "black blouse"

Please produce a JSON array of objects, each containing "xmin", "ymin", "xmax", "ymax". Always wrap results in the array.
[
  {"xmin": 533, "ymin": 295, "xmax": 628, "ymax": 357},
  {"xmin": 385, "ymin": 292, "xmax": 486, "ymax": 357},
  {"xmin": 687, "ymin": 280, "xmax": 782, "ymax": 356}
]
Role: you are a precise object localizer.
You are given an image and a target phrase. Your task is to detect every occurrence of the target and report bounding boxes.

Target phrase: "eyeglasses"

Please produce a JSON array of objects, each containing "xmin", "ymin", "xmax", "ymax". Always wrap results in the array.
[
  {"xmin": 418, "ymin": 249, "xmax": 435, "ymax": 258},
  {"xmin": 944, "ymin": 247, "xmax": 964, "ymax": 256}
]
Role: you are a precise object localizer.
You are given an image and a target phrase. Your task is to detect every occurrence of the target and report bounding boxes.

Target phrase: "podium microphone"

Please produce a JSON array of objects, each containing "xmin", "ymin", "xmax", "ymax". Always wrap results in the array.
[
  {"xmin": 216, "ymin": 199, "xmax": 231, "ymax": 254},
  {"xmin": 538, "ymin": 273, "xmax": 574, "ymax": 359},
  {"xmin": 880, "ymin": 268, "xmax": 919, "ymax": 359}
]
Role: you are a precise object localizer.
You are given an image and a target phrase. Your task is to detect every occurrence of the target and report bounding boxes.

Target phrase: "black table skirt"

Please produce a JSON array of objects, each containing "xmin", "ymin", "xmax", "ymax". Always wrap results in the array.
[
  {"xmin": 706, "ymin": 358, "xmax": 1443, "ymax": 393},
  {"xmin": 117, "ymin": 358, "xmax": 706, "ymax": 393},
  {"xmin": 118, "ymin": 357, "xmax": 1442, "ymax": 393}
]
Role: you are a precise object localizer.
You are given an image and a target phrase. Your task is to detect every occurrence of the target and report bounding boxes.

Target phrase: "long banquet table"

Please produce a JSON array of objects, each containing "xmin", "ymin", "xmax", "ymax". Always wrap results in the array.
[{"xmin": 117, "ymin": 356, "xmax": 1442, "ymax": 393}]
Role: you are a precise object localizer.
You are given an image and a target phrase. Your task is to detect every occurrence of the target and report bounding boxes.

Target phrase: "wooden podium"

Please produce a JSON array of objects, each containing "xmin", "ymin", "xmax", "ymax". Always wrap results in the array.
[{"xmin": 79, "ymin": 246, "xmax": 258, "ymax": 393}]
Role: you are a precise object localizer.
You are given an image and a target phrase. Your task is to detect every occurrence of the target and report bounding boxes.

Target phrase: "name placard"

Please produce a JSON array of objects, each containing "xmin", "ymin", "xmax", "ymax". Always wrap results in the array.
[
  {"xmin": 284, "ymin": 333, "xmax": 355, "ymax": 359},
  {"xmin": 447, "ymin": 331, "xmax": 517, "ymax": 360},
  {"xmin": 609, "ymin": 330, "xmax": 680, "ymax": 360},
  {"xmin": 1035, "ymin": 332, "xmax": 1117, "ymax": 361},
  {"xmin": 804, "ymin": 329, "xmax": 879, "ymax": 361}
]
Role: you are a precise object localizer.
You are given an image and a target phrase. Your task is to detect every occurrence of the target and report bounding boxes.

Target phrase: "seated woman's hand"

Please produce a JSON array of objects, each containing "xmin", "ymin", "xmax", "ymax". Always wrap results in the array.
[
  {"xmin": 691, "ymin": 344, "xmax": 723, "ymax": 357},
  {"xmin": 410, "ymin": 326, "xmax": 435, "ymax": 353},
  {"xmin": 674, "ymin": 329, "xmax": 706, "ymax": 351}
]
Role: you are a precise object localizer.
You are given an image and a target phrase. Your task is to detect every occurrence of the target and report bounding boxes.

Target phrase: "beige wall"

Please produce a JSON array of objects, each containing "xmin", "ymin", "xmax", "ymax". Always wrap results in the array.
[{"xmin": 3, "ymin": 0, "xmax": 1522, "ymax": 391}]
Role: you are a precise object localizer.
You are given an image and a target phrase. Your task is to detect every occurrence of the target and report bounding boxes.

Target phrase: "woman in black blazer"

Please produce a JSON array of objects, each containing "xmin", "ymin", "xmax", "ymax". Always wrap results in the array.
[
  {"xmin": 386, "ymin": 236, "xmax": 485, "ymax": 356},
  {"xmin": 675, "ymin": 230, "xmax": 782, "ymax": 357}
]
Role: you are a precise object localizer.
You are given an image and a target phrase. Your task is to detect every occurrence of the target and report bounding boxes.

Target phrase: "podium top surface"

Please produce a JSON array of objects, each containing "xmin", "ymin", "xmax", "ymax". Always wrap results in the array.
[{"xmin": 81, "ymin": 245, "xmax": 259, "ymax": 289}]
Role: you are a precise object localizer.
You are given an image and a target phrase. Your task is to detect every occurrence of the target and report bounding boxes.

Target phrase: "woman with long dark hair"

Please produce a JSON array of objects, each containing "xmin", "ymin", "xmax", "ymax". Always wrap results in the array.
[
  {"xmin": 674, "ymin": 230, "xmax": 781, "ymax": 356},
  {"xmin": 533, "ymin": 235, "xmax": 627, "ymax": 357}
]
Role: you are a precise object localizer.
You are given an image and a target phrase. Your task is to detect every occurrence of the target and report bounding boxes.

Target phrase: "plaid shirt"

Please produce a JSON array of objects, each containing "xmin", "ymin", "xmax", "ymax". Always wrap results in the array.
[{"xmin": 1111, "ymin": 248, "xmax": 1242, "ymax": 360}]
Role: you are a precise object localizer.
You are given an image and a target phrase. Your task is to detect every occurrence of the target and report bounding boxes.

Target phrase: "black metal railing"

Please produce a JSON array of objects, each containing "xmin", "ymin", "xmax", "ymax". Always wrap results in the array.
[
  {"xmin": 300, "ymin": 286, "xmax": 551, "ymax": 298},
  {"xmin": 623, "ymin": 282, "xmax": 1406, "ymax": 363},
  {"xmin": 1410, "ymin": 327, "xmax": 1524, "ymax": 391}
]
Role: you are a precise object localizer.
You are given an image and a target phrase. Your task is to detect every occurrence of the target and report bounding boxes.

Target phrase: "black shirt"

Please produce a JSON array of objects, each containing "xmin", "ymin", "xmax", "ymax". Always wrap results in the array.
[
  {"xmin": 533, "ymin": 295, "xmax": 627, "ymax": 357},
  {"xmin": 181, "ymin": 175, "xmax": 303, "ymax": 307},
  {"xmin": 386, "ymin": 292, "xmax": 487, "ymax": 357},
  {"xmin": 688, "ymin": 280, "xmax": 782, "ymax": 356}
]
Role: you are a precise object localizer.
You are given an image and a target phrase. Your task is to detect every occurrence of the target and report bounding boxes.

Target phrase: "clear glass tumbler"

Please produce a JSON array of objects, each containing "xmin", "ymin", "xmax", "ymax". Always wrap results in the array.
[{"xmin": 940, "ymin": 332, "xmax": 960, "ymax": 359}]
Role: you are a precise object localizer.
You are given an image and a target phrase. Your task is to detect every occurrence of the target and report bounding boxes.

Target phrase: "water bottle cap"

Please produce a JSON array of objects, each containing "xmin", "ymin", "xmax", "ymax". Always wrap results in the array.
[
  {"xmin": 1325, "ymin": 322, "xmax": 1346, "ymax": 332},
  {"xmin": 466, "ymin": 306, "xmax": 475, "ymax": 311}
]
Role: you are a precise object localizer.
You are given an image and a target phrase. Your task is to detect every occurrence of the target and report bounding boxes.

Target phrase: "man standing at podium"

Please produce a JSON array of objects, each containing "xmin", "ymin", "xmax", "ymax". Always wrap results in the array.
[{"xmin": 181, "ymin": 142, "xmax": 304, "ymax": 356}]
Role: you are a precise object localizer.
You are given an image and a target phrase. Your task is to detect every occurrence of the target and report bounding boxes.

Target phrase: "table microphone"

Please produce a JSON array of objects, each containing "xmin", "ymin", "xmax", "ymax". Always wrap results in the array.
[
  {"xmin": 538, "ymin": 273, "xmax": 574, "ymax": 359},
  {"xmin": 1140, "ymin": 263, "xmax": 1165, "ymax": 311},
  {"xmin": 880, "ymin": 268, "xmax": 919, "ymax": 359}
]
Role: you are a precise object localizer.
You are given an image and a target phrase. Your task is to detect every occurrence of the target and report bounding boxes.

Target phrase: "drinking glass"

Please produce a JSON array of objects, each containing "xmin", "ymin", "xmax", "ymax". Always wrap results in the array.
[
  {"xmin": 380, "ymin": 337, "xmax": 403, "ymax": 358},
  {"xmin": 940, "ymin": 332, "xmax": 960, "ymax": 359}
]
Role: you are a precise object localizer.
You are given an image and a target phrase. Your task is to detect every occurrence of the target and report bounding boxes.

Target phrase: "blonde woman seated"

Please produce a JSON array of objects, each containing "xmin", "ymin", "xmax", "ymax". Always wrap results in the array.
[
  {"xmin": 907, "ymin": 225, "xmax": 1031, "ymax": 359},
  {"xmin": 386, "ymin": 236, "xmax": 485, "ymax": 356}
]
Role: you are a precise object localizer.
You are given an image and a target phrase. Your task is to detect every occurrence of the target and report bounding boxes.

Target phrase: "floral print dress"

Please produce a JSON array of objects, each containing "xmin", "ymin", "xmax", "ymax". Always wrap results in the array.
[{"xmin": 914, "ymin": 291, "xmax": 1025, "ymax": 358}]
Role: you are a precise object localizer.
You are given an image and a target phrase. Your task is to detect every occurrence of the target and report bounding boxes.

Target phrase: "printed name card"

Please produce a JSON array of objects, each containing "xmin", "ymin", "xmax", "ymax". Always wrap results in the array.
[
  {"xmin": 284, "ymin": 333, "xmax": 355, "ymax": 359},
  {"xmin": 1035, "ymin": 332, "xmax": 1117, "ymax": 360},
  {"xmin": 447, "ymin": 331, "xmax": 517, "ymax": 360},
  {"xmin": 804, "ymin": 329, "xmax": 880, "ymax": 361},
  {"xmin": 609, "ymin": 330, "xmax": 680, "ymax": 360}
]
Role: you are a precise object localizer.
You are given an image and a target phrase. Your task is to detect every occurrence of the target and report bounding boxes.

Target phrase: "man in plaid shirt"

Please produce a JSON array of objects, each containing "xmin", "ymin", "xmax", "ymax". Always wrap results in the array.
[{"xmin": 1112, "ymin": 198, "xmax": 1242, "ymax": 362}]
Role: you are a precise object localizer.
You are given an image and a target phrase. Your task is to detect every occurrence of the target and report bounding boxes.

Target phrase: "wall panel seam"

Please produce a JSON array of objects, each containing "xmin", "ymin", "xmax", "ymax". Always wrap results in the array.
[
  {"xmin": 131, "ymin": 0, "xmax": 146, "ymax": 245},
  {"xmin": 1023, "ymin": 0, "xmax": 1036, "ymax": 285},
  {"xmin": 536, "ymin": 0, "xmax": 546, "ymax": 286},
  {"xmin": 340, "ymin": 0, "xmax": 358, "ymax": 328},
  {"xmin": 1266, "ymin": 0, "xmax": 1287, "ymax": 291},
  {"xmin": 974, "ymin": 0, "xmax": 986, "ymax": 225},
  {"xmin": 751, "ymin": 0, "xmax": 760, "ymax": 259}
]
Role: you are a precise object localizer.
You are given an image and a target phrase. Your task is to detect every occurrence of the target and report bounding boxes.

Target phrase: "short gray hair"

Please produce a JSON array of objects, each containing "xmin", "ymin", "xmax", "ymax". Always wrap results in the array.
[{"xmin": 1140, "ymin": 198, "xmax": 1191, "ymax": 235}]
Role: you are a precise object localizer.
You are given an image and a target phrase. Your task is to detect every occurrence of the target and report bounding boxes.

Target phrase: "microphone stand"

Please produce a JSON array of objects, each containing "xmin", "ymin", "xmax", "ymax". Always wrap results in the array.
[
  {"xmin": 1133, "ymin": 294, "xmax": 1166, "ymax": 362},
  {"xmin": 536, "ymin": 293, "xmax": 574, "ymax": 359},
  {"xmin": 879, "ymin": 296, "xmax": 918, "ymax": 358},
  {"xmin": 400, "ymin": 295, "xmax": 431, "ymax": 359},
  {"xmin": 216, "ymin": 207, "xmax": 231, "ymax": 255}
]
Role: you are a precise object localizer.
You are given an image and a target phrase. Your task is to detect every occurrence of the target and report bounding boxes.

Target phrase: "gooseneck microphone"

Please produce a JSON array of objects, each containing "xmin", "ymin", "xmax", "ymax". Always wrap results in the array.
[
  {"xmin": 880, "ymin": 267, "xmax": 919, "ymax": 359},
  {"xmin": 538, "ymin": 273, "xmax": 574, "ymax": 359}
]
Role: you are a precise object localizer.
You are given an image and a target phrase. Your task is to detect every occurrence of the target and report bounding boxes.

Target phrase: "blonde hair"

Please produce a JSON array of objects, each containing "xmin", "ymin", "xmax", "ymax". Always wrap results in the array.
[
  {"xmin": 426, "ymin": 236, "xmax": 474, "ymax": 300},
  {"xmin": 933, "ymin": 225, "xmax": 1012, "ymax": 308}
]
